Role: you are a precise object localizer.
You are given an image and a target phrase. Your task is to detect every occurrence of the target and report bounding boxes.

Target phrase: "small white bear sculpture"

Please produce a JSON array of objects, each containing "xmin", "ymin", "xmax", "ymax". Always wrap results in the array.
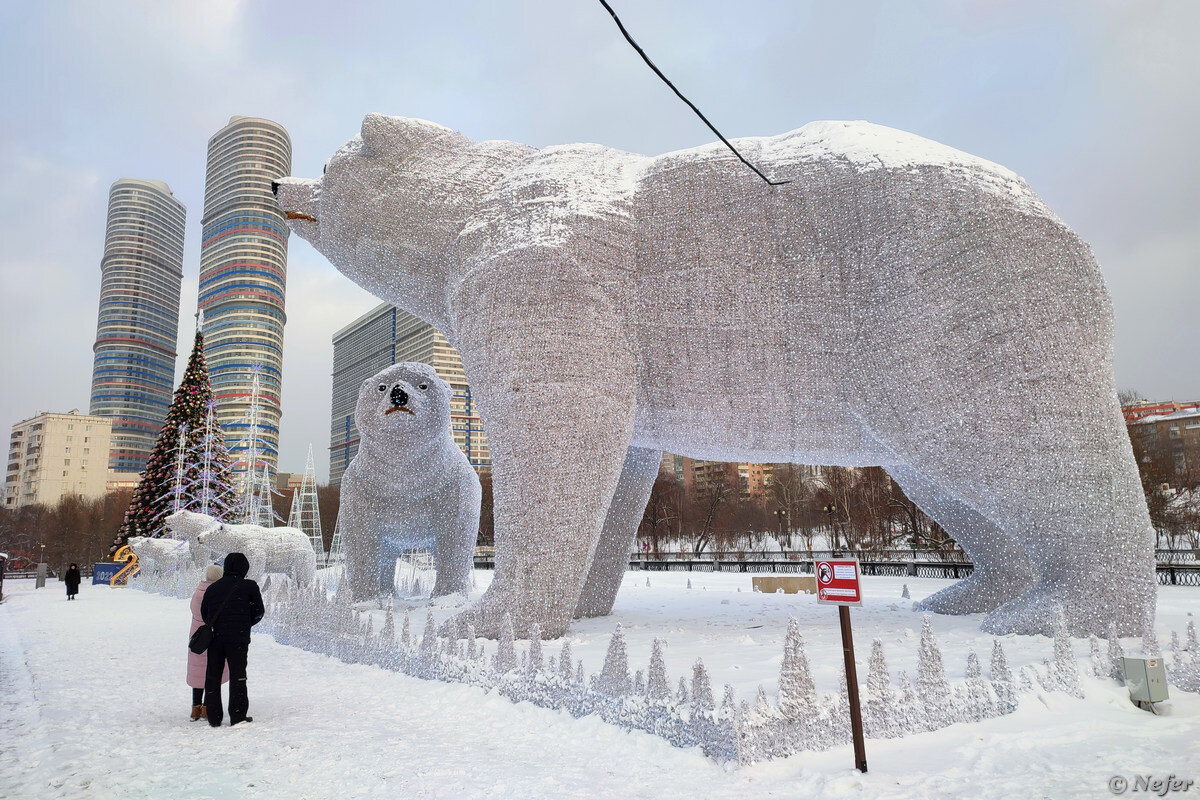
[
  {"xmin": 165, "ymin": 509, "xmax": 223, "ymax": 564},
  {"xmin": 277, "ymin": 114, "xmax": 1155, "ymax": 639},
  {"xmin": 195, "ymin": 520, "xmax": 316, "ymax": 585},
  {"xmin": 339, "ymin": 362, "xmax": 481, "ymax": 600},
  {"xmin": 127, "ymin": 535, "xmax": 191, "ymax": 575}
]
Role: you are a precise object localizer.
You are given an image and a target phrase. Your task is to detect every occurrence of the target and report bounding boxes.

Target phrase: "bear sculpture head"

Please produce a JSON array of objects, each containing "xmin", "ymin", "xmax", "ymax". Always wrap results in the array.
[
  {"xmin": 355, "ymin": 362, "xmax": 453, "ymax": 458},
  {"xmin": 274, "ymin": 113, "xmax": 528, "ymax": 331}
]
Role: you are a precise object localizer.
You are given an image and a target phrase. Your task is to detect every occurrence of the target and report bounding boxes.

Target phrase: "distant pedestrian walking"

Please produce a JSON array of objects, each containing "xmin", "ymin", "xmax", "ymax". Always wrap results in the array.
[
  {"xmin": 188, "ymin": 564, "xmax": 229, "ymax": 721},
  {"xmin": 64, "ymin": 563, "xmax": 81, "ymax": 600},
  {"xmin": 201, "ymin": 552, "xmax": 264, "ymax": 727}
]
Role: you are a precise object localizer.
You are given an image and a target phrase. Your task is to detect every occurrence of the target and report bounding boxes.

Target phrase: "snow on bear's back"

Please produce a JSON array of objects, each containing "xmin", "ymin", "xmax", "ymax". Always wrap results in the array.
[
  {"xmin": 270, "ymin": 526, "xmax": 310, "ymax": 550},
  {"xmin": 653, "ymin": 120, "xmax": 1050, "ymax": 216}
]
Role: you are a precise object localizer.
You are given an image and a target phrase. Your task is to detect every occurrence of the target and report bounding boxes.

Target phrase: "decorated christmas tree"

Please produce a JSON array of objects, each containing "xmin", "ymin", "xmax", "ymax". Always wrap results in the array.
[{"xmin": 111, "ymin": 326, "xmax": 235, "ymax": 551}]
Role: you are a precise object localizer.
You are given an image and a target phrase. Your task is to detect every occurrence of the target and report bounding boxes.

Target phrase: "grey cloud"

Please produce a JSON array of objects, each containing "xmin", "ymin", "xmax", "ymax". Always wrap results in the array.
[{"xmin": 1, "ymin": 0, "xmax": 1196, "ymax": 482}]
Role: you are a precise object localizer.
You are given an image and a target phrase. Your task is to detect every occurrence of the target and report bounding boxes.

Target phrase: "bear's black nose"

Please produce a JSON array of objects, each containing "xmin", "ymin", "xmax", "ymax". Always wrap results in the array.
[
  {"xmin": 390, "ymin": 385, "xmax": 409, "ymax": 408},
  {"xmin": 270, "ymin": 180, "xmax": 280, "ymax": 196}
]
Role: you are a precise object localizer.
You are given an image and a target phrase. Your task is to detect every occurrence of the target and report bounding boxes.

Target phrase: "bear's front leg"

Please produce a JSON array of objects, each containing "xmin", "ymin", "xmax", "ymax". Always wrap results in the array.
[
  {"xmin": 459, "ymin": 381, "xmax": 635, "ymax": 638},
  {"xmin": 338, "ymin": 483, "xmax": 382, "ymax": 602},
  {"xmin": 247, "ymin": 548, "xmax": 266, "ymax": 582},
  {"xmin": 449, "ymin": 258, "xmax": 637, "ymax": 639},
  {"xmin": 431, "ymin": 468, "xmax": 481, "ymax": 598}
]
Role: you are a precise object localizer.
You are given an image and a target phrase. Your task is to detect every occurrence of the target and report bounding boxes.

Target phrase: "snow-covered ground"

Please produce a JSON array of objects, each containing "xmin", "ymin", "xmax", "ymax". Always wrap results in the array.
[{"xmin": 2, "ymin": 571, "xmax": 1198, "ymax": 799}]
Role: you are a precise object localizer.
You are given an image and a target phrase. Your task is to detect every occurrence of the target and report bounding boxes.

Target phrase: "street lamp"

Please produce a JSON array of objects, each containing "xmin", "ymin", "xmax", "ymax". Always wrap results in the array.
[
  {"xmin": 774, "ymin": 508, "xmax": 788, "ymax": 553},
  {"xmin": 823, "ymin": 503, "xmax": 837, "ymax": 552}
]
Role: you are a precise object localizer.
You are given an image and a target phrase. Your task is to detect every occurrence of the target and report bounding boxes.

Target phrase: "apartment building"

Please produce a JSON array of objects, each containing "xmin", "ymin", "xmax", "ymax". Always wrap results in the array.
[{"xmin": 4, "ymin": 411, "xmax": 112, "ymax": 508}]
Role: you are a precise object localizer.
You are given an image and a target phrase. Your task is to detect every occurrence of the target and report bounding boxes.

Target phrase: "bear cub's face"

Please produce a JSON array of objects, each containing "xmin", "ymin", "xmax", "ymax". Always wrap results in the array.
[{"xmin": 355, "ymin": 362, "xmax": 451, "ymax": 450}]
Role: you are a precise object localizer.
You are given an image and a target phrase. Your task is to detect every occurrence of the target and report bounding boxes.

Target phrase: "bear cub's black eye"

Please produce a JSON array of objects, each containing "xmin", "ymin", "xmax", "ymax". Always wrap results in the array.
[
  {"xmin": 378, "ymin": 384, "xmax": 386, "ymax": 392},
  {"xmin": 418, "ymin": 384, "xmax": 428, "ymax": 391}
]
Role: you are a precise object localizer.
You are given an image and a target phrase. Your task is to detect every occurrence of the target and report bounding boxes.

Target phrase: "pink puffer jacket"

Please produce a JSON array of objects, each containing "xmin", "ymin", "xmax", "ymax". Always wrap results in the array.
[{"xmin": 187, "ymin": 581, "xmax": 230, "ymax": 689}]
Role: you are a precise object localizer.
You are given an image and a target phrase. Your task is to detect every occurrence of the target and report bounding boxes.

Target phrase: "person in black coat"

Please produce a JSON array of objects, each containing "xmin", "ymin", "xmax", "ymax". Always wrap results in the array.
[
  {"xmin": 201, "ymin": 552, "xmax": 265, "ymax": 727},
  {"xmin": 64, "ymin": 563, "xmax": 81, "ymax": 600}
]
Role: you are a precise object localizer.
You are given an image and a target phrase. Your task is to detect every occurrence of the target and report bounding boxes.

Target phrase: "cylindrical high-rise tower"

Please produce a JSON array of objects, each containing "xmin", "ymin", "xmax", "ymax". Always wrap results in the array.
[
  {"xmin": 89, "ymin": 178, "xmax": 186, "ymax": 474},
  {"xmin": 198, "ymin": 116, "xmax": 292, "ymax": 478}
]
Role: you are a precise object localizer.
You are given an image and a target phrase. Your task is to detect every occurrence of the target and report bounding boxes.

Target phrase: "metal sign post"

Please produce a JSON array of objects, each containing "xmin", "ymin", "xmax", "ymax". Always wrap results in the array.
[{"xmin": 816, "ymin": 557, "xmax": 867, "ymax": 773}]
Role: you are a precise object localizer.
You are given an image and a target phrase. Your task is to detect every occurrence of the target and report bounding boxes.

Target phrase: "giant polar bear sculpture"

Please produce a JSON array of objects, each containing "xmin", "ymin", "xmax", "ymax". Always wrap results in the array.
[
  {"xmin": 276, "ymin": 113, "xmax": 1155, "ymax": 639},
  {"xmin": 340, "ymin": 361, "xmax": 480, "ymax": 599}
]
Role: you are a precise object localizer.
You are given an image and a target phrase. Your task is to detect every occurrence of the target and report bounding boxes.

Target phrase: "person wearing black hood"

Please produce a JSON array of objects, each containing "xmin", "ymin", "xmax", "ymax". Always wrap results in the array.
[
  {"xmin": 200, "ymin": 552, "xmax": 265, "ymax": 727},
  {"xmin": 64, "ymin": 563, "xmax": 81, "ymax": 600}
]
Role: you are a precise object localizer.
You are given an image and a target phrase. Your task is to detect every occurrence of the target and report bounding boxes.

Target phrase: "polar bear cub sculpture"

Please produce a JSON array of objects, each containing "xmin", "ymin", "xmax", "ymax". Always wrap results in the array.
[
  {"xmin": 338, "ymin": 362, "xmax": 481, "ymax": 600},
  {"xmin": 127, "ymin": 535, "xmax": 192, "ymax": 575},
  {"xmin": 194, "ymin": 520, "xmax": 316, "ymax": 585},
  {"xmin": 276, "ymin": 113, "xmax": 1155, "ymax": 638},
  {"xmin": 165, "ymin": 509, "xmax": 223, "ymax": 563}
]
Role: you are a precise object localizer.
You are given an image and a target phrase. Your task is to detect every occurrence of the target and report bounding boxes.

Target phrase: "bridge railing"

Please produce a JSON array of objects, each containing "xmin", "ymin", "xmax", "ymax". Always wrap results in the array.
[{"xmin": 470, "ymin": 554, "xmax": 1199, "ymax": 586}]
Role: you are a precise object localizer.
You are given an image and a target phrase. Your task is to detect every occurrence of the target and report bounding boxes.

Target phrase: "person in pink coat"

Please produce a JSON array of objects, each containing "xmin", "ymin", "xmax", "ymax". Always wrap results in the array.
[{"xmin": 189, "ymin": 564, "xmax": 229, "ymax": 720}]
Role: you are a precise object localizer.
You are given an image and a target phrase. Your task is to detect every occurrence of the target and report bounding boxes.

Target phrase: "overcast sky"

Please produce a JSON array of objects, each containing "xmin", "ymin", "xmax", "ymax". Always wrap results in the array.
[{"xmin": 2, "ymin": 0, "xmax": 1197, "ymax": 483}]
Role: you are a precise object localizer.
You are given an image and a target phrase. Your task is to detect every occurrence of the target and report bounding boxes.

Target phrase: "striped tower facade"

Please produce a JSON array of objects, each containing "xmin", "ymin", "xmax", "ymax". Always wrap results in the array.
[
  {"xmin": 89, "ymin": 179, "xmax": 186, "ymax": 473},
  {"xmin": 198, "ymin": 116, "xmax": 292, "ymax": 479}
]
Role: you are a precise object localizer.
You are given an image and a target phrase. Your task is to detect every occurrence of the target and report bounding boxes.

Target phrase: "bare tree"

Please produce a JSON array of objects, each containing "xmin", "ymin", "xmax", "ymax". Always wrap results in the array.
[
  {"xmin": 766, "ymin": 464, "xmax": 820, "ymax": 552},
  {"xmin": 0, "ymin": 490, "xmax": 135, "ymax": 573},
  {"xmin": 639, "ymin": 472, "xmax": 680, "ymax": 556},
  {"xmin": 1117, "ymin": 388, "xmax": 1145, "ymax": 407},
  {"xmin": 690, "ymin": 475, "xmax": 734, "ymax": 556}
]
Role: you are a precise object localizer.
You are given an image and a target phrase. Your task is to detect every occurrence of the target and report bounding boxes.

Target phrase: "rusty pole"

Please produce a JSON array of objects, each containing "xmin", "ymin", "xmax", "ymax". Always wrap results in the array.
[{"xmin": 839, "ymin": 604, "xmax": 868, "ymax": 772}]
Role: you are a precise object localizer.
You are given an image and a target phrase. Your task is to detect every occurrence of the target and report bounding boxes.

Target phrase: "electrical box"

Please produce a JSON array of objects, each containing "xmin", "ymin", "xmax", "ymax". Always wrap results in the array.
[{"xmin": 1123, "ymin": 657, "xmax": 1169, "ymax": 705}]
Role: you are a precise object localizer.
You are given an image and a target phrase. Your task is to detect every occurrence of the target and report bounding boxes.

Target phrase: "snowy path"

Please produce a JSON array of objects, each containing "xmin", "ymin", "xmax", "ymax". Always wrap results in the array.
[{"xmin": 2, "ymin": 576, "xmax": 1198, "ymax": 799}]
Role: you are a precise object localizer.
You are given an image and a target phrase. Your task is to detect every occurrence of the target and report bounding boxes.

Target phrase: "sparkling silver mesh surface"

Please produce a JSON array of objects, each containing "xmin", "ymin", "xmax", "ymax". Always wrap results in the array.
[
  {"xmin": 277, "ymin": 114, "xmax": 1155, "ymax": 638},
  {"xmin": 339, "ymin": 361, "xmax": 481, "ymax": 599}
]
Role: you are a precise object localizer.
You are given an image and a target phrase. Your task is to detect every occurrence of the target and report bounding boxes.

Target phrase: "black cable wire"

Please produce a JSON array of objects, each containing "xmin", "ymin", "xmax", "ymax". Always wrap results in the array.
[{"xmin": 597, "ymin": 0, "xmax": 789, "ymax": 187}]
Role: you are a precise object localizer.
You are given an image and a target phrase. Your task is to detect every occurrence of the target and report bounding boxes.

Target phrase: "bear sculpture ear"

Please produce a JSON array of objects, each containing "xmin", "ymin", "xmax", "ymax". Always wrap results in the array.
[
  {"xmin": 360, "ymin": 113, "xmax": 396, "ymax": 153},
  {"xmin": 361, "ymin": 113, "xmax": 445, "ymax": 157}
]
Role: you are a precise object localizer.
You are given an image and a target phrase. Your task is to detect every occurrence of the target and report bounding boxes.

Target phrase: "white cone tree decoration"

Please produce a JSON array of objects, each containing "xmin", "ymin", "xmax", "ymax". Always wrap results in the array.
[
  {"xmin": 864, "ymin": 639, "xmax": 898, "ymax": 738},
  {"xmin": 778, "ymin": 618, "xmax": 818, "ymax": 721},
  {"xmin": 990, "ymin": 640, "xmax": 1016, "ymax": 714},
  {"xmin": 597, "ymin": 623, "xmax": 631, "ymax": 696},
  {"xmin": 288, "ymin": 443, "xmax": 325, "ymax": 561},
  {"xmin": 646, "ymin": 638, "xmax": 671, "ymax": 700},
  {"xmin": 1049, "ymin": 608, "xmax": 1083, "ymax": 697},
  {"xmin": 917, "ymin": 616, "xmax": 950, "ymax": 727},
  {"xmin": 558, "ymin": 639, "xmax": 573, "ymax": 681},
  {"xmin": 964, "ymin": 651, "xmax": 995, "ymax": 721},
  {"xmin": 493, "ymin": 612, "xmax": 517, "ymax": 674},
  {"xmin": 527, "ymin": 623, "xmax": 544, "ymax": 675},
  {"xmin": 1107, "ymin": 621, "xmax": 1126, "ymax": 682},
  {"xmin": 692, "ymin": 658, "xmax": 715, "ymax": 713}
]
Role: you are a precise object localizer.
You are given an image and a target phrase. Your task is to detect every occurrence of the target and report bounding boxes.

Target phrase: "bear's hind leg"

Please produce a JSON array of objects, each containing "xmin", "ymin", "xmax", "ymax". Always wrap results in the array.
[
  {"xmin": 904, "ymin": 409, "xmax": 1153, "ymax": 637},
  {"xmin": 889, "ymin": 465, "xmax": 1036, "ymax": 615},
  {"xmin": 574, "ymin": 446, "xmax": 661, "ymax": 619},
  {"xmin": 977, "ymin": 422, "xmax": 1156, "ymax": 637}
]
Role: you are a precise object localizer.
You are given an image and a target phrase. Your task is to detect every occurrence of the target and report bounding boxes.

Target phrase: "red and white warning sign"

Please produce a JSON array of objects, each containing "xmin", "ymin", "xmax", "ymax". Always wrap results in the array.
[{"xmin": 815, "ymin": 558, "xmax": 863, "ymax": 606}]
